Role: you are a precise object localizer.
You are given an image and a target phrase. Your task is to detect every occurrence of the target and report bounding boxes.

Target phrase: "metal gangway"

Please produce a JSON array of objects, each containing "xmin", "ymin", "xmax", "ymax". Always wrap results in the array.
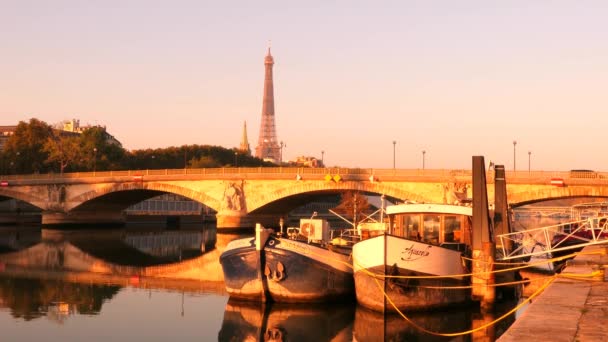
[{"xmin": 496, "ymin": 216, "xmax": 608, "ymax": 261}]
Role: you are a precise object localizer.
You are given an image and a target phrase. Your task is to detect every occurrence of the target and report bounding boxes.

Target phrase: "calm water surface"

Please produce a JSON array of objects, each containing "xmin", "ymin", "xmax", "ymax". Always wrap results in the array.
[{"xmin": 0, "ymin": 220, "xmax": 549, "ymax": 342}]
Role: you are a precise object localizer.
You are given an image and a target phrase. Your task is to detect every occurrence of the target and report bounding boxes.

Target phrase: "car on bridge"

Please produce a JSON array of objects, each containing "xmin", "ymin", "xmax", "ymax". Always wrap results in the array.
[{"xmin": 569, "ymin": 169, "xmax": 598, "ymax": 179}]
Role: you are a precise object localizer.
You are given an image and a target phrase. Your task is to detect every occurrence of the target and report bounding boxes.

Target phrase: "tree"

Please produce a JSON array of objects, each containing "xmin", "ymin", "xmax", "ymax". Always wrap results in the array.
[
  {"xmin": 79, "ymin": 126, "xmax": 126, "ymax": 171},
  {"xmin": 333, "ymin": 191, "xmax": 371, "ymax": 225},
  {"xmin": 3, "ymin": 118, "xmax": 53, "ymax": 173},
  {"xmin": 190, "ymin": 155, "xmax": 221, "ymax": 168},
  {"xmin": 43, "ymin": 133, "xmax": 81, "ymax": 174}
]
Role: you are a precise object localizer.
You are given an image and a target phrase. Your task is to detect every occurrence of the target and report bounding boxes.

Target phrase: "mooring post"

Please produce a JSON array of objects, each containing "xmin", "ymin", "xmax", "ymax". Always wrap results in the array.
[
  {"xmin": 493, "ymin": 164, "xmax": 512, "ymax": 255},
  {"xmin": 471, "ymin": 156, "xmax": 496, "ymax": 307}
]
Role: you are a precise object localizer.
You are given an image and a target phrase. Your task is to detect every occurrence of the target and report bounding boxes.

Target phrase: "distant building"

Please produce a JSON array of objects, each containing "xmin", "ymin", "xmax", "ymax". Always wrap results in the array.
[
  {"xmin": 239, "ymin": 121, "xmax": 251, "ymax": 155},
  {"xmin": 0, "ymin": 125, "xmax": 17, "ymax": 151},
  {"xmin": 57, "ymin": 119, "xmax": 122, "ymax": 147},
  {"xmin": 290, "ymin": 156, "xmax": 322, "ymax": 168},
  {"xmin": 61, "ymin": 119, "xmax": 86, "ymax": 133}
]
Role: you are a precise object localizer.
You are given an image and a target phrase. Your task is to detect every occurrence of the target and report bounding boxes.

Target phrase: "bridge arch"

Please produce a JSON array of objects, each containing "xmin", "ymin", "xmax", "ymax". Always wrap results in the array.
[
  {"xmin": 509, "ymin": 186, "xmax": 608, "ymax": 207},
  {"xmin": 245, "ymin": 181, "xmax": 437, "ymax": 213},
  {"xmin": 0, "ymin": 189, "xmax": 45, "ymax": 210},
  {"xmin": 67, "ymin": 182, "xmax": 222, "ymax": 212}
]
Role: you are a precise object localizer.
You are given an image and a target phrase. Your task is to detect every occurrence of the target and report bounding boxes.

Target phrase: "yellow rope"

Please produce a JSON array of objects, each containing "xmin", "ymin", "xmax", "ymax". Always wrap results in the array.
[
  {"xmin": 373, "ymin": 272, "xmax": 557, "ymax": 337},
  {"xmin": 277, "ymin": 236, "xmax": 604, "ymax": 287},
  {"xmin": 557, "ymin": 270, "xmax": 603, "ymax": 280},
  {"xmin": 415, "ymin": 275, "xmax": 553, "ymax": 290},
  {"xmin": 370, "ymin": 267, "xmax": 599, "ymax": 337}
]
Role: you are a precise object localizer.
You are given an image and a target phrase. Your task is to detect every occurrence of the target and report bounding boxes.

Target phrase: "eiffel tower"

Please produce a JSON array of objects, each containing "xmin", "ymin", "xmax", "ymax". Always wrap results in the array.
[{"xmin": 255, "ymin": 47, "xmax": 281, "ymax": 163}]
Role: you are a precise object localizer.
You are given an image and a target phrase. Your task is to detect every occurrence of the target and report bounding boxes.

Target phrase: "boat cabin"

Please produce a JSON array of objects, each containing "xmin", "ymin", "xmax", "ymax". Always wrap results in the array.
[{"xmin": 385, "ymin": 203, "xmax": 472, "ymax": 250}]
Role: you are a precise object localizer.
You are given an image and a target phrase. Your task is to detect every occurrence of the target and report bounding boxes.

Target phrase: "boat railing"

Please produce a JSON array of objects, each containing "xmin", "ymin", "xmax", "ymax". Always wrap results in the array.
[
  {"xmin": 496, "ymin": 216, "xmax": 608, "ymax": 261},
  {"xmin": 330, "ymin": 228, "xmax": 361, "ymax": 246}
]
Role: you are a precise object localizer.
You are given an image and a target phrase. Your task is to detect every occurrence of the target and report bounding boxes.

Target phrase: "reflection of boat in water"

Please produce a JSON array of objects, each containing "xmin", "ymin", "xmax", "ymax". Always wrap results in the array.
[
  {"xmin": 219, "ymin": 219, "xmax": 354, "ymax": 303},
  {"xmin": 218, "ymin": 298, "xmax": 354, "ymax": 342},
  {"xmin": 354, "ymin": 304, "xmax": 472, "ymax": 342},
  {"xmin": 353, "ymin": 203, "xmax": 473, "ymax": 312},
  {"xmin": 219, "ymin": 298, "xmax": 482, "ymax": 342}
]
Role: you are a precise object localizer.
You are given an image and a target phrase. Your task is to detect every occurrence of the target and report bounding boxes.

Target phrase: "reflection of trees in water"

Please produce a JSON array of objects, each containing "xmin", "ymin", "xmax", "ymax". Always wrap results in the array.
[{"xmin": 0, "ymin": 277, "xmax": 121, "ymax": 321}]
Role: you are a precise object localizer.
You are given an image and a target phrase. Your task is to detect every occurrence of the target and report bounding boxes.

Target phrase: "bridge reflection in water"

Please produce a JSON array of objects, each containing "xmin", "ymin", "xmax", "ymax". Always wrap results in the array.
[{"xmin": 0, "ymin": 225, "xmax": 518, "ymax": 340}]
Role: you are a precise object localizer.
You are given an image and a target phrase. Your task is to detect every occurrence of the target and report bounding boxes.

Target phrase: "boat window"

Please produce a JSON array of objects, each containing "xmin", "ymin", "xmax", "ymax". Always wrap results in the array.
[
  {"xmin": 392, "ymin": 214, "xmax": 420, "ymax": 240},
  {"xmin": 405, "ymin": 215, "xmax": 421, "ymax": 240},
  {"xmin": 391, "ymin": 214, "xmax": 404, "ymax": 237},
  {"xmin": 444, "ymin": 215, "xmax": 461, "ymax": 242},
  {"xmin": 423, "ymin": 215, "xmax": 440, "ymax": 244}
]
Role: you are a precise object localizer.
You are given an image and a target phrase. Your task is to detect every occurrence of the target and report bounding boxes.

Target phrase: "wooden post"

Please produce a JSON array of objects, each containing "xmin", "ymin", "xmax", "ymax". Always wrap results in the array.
[{"xmin": 471, "ymin": 156, "xmax": 496, "ymax": 307}]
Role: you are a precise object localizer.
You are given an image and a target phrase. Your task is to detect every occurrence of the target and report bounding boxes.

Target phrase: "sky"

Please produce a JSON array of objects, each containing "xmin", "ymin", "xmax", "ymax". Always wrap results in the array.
[{"xmin": 2, "ymin": 1, "xmax": 608, "ymax": 171}]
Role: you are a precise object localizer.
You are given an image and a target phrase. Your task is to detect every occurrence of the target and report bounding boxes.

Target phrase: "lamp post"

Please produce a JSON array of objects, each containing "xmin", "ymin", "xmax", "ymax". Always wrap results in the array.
[
  {"xmin": 12, "ymin": 151, "xmax": 20, "ymax": 174},
  {"xmin": 392, "ymin": 141, "xmax": 396, "ymax": 169},
  {"xmin": 93, "ymin": 148, "xmax": 97, "ymax": 173},
  {"xmin": 422, "ymin": 150, "xmax": 426, "ymax": 170},
  {"xmin": 279, "ymin": 141, "xmax": 286, "ymax": 166},
  {"xmin": 528, "ymin": 151, "xmax": 531, "ymax": 174},
  {"xmin": 184, "ymin": 150, "xmax": 187, "ymax": 169},
  {"xmin": 512, "ymin": 140, "xmax": 517, "ymax": 172},
  {"xmin": 234, "ymin": 151, "xmax": 238, "ymax": 167},
  {"xmin": 321, "ymin": 150, "xmax": 325, "ymax": 167}
]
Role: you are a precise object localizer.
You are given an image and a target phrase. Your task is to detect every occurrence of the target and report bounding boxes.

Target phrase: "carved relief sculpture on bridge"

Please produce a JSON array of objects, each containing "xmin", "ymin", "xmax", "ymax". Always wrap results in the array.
[
  {"xmin": 47, "ymin": 184, "xmax": 67, "ymax": 210},
  {"xmin": 222, "ymin": 181, "xmax": 245, "ymax": 212},
  {"xmin": 443, "ymin": 182, "xmax": 469, "ymax": 205}
]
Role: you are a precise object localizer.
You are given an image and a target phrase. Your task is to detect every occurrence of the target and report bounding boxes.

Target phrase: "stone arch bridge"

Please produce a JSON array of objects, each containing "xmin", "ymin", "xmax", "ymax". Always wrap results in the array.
[{"xmin": 2, "ymin": 167, "xmax": 608, "ymax": 228}]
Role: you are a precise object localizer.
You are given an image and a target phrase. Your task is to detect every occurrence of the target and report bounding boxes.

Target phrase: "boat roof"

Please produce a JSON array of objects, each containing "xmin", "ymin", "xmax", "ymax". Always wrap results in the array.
[{"xmin": 386, "ymin": 203, "xmax": 472, "ymax": 216}]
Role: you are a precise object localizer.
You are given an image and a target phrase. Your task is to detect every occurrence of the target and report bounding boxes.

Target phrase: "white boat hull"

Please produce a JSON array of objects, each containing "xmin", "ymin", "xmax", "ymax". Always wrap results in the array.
[{"xmin": 353, "ymin": 234, "xmax": 471, "ymax": 312}]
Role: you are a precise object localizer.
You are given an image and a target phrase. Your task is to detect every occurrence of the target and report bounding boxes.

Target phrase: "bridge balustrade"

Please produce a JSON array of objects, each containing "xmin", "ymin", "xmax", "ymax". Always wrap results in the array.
[{"xmin": 3, "ymin": 168, "xmax": 608, "ymax": 184}]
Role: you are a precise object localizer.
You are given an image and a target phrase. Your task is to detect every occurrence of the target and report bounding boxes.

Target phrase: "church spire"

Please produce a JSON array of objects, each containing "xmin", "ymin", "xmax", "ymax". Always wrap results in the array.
[{"xmin": 239, "ymin": 121, "xmax": 251, "ymax": 155}]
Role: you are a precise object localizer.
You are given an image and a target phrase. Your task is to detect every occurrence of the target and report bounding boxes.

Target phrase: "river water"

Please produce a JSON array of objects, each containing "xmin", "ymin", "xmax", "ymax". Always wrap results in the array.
[{"xmin": 0, "ymin": 219, "xmax": 553, "ymax": 342}]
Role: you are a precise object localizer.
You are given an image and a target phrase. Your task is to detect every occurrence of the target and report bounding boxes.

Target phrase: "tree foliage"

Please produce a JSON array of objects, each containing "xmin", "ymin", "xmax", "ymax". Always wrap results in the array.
[
  {"xmin": 3, "ymin": 118, "xmax": 53, "ymax": 173},
  {"xmin": 43, "ymin": 133, "xmax": 81, "ymax": 174},
  {"xmin": 333, "ymin": 191, "xmax": 372, "ymax": 224},
  {"xmin": 1, "ymin": 118, "xmax": 276, "ymax": 175}
]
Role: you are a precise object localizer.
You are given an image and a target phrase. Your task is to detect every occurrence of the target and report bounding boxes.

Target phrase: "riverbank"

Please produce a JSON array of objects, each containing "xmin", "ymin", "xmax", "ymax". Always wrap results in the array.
[{"xmin": 498, "ymin": 244, "xmax": 608, "ymax": 341}]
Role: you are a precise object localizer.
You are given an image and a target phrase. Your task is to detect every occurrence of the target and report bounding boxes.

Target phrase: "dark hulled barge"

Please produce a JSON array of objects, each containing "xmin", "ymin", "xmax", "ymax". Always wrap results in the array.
[{"xmin": 220, "ymin": 219, "xmax": 354, "ymax": 303}]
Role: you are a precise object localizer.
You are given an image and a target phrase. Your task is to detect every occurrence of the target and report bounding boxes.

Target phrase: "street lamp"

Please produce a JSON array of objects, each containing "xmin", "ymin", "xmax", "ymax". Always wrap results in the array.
[
  {"xmin": 234, "ymin": 151, "xmax": 238, "ymax": 167},
  {"xmin": 528, "ymin": 151, "xmax": 531, "ymax": 174},
  {"xmin": 392, "ymin": 141, "xmax": 396, "ymax": 169},
  {"xmin": 12, "ymin": 151, "xmax": 20, "ymax": 174},
  {"xmin": 512, "ymin": 140, "xmax": 517, "ymax": 172},
  {"xmin": 422, "ymin": 150, "xmax": 426, "ymax": 170},
  {"xmin": 93, "ymin": 148, "xmax": 97, "ymax": 173},
  {"xmin": 321, "ymin": 150, "xmax": 325, "ymax": 167},
  {"xmin": 279, "ymin": 141, "xmax": 286, "ymax": 165},
  {"xmin": 184, "ymin": 149, "xmax": 187, "ymax": 169}
]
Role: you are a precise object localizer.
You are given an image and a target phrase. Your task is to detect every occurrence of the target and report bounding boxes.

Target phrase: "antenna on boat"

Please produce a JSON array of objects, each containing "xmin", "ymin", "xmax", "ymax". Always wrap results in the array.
[
  {"xmin": 380, "ymin": 194, "xmax": 385, "ymax": 223},
  {"xmin": 353, "ymin": 193, "xmax": 358, "ymax": 229}
]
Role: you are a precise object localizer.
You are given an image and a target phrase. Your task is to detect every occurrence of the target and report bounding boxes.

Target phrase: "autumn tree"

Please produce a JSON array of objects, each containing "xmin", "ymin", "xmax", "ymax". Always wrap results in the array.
[
  {"xmin": 2, "ymin": 118, "xmax": 53, "ymax": 173},
  {"xmin": 79, "ymin": 126, "xmax": 126, "ymax": 171},
  {"xmin": 332, "ymin": 191, "xmax": 371, "ymax": 225},
  {"xmin": 43, "ymin": 133, "xmax": 81, "ymax": 174}
]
